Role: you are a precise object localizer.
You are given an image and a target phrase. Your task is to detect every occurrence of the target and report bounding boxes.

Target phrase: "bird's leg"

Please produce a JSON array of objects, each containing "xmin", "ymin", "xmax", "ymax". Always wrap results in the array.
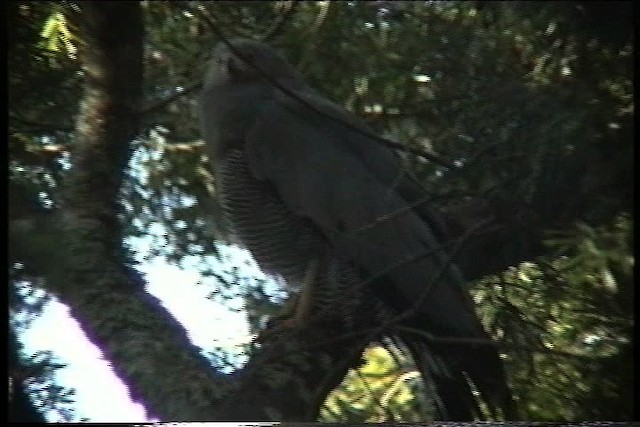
[
  {"xmin": 259, "ymin": 259, "xmax": 319, "ymax": 340},
  {"xmin": 291, "ymin": 257, "xmax": 320, "ymax": 325}
]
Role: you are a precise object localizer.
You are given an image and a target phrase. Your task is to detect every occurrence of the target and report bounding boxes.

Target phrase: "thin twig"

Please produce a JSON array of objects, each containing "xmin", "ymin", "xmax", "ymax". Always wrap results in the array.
[
  {"xmin": 353, "ymin": 192, "xmax": 438, "ymax": 234},
  {"xmin": 390, "ymin": 218, "xmax": 492, "ymax": 325},
  {"xmin": 9, "ymin": 114, "xmax": 74, "ymax": 133},
  {"xmin": 263, "ymin": 1, "xmax": 298, "ymax": 41},
  {"xmin": 191, "ymin": 4, "xmax": 458, "ymax": 170},
  {"xmin": 395, "ymin": 325, "xmax": 595, "ymax": 359},
  {"xmin": 141, "ymin": 81, "xmax": 202, "ymax": 116},
  {"xmin": 355, "ymin": 368, "xmax": 398, "ymax": 422}
]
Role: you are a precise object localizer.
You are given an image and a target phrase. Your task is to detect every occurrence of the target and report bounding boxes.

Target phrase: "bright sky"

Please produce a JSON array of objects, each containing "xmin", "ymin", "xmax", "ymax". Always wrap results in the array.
[
  {"xmin": 15, "ymin": 128, "xmax": 280, "ymax": 422},
  {"xmin": 18, "ymin": 245, "xmax": 265, "ymax": 422}
]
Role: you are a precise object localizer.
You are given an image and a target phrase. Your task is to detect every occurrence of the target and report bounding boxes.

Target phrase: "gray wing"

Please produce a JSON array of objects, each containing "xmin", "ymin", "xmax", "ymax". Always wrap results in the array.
[
  {"xmin": 245, "ymin": 93, "xmax": 480, "ymax": 334},
  {"xmin": 243, "ymin": 92, "xmax": 514, "ymax": 420}
]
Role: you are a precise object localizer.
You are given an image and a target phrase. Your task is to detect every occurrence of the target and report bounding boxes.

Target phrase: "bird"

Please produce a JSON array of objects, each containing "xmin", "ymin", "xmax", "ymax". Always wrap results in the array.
[{"xmin": 200, "ymin": 38, "xmax": 514, "ymax": 421}]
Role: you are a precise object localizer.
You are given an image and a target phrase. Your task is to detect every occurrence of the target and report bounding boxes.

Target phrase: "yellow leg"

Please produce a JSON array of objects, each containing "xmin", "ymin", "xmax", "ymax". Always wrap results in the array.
[
  {"xmin": 258, "ymin": 259, "xmax": 320, "ymax": 340},
  {"xmin": 291, "ymin": 258, "xmax": 319, "ymax": 325}
]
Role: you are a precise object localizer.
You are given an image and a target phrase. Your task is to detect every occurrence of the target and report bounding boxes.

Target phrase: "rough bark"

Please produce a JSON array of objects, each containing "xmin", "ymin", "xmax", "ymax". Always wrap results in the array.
[{"xmin": 42, "ymin": 2, "xmax": 224, "ymax": 421}]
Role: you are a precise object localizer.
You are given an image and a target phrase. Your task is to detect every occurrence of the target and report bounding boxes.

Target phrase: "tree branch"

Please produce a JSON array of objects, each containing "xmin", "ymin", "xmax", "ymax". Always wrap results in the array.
[{"xmin": 52, "ymin": 2, "xmax": 225, "ymax": 421}]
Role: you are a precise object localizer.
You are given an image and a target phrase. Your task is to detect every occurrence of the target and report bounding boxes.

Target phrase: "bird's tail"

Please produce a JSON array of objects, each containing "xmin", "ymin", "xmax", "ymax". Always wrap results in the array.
[{"xmin": 398, "ymin": 330, "xmax": 515, "ymax": 421}]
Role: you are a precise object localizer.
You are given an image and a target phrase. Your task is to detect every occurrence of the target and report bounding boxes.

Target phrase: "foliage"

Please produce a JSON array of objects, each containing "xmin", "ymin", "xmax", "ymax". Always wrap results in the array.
[
  {"xmin": 8, "ymin": 0, "xmax": 633, "ymax": 422},
  {"xmin": 18, "ymin": 350, "xmax": 83, "ymax": 422},
  {"xmin": 9, "ymin": 280, "xmax": 84, "ymax": 422},
  {"xmin": 474, "ymin": 214, "xmax": 633, "ymax": 420},
  {"xmin": 321, "ymin": 344, "xmax": 428, "ymax": 422}
]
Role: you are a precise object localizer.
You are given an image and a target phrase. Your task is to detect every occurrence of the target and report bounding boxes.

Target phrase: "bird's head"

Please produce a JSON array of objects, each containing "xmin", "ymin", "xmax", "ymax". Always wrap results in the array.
[{"xmin": 205, "ymin": 38, "xmax": 304, "ymax": 88}]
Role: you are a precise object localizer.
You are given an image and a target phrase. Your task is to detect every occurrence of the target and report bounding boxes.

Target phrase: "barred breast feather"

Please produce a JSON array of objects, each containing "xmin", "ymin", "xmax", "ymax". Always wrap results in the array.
[{"xmin": 218, "ymin": 148, "xmax": 322, "ymax": 289}]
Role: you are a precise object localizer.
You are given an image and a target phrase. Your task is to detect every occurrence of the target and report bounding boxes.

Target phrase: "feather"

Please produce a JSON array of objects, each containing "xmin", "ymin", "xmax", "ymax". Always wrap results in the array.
[{"xmin": 201, "ymin": 39, "xmax": 514, "ymax": 420}]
